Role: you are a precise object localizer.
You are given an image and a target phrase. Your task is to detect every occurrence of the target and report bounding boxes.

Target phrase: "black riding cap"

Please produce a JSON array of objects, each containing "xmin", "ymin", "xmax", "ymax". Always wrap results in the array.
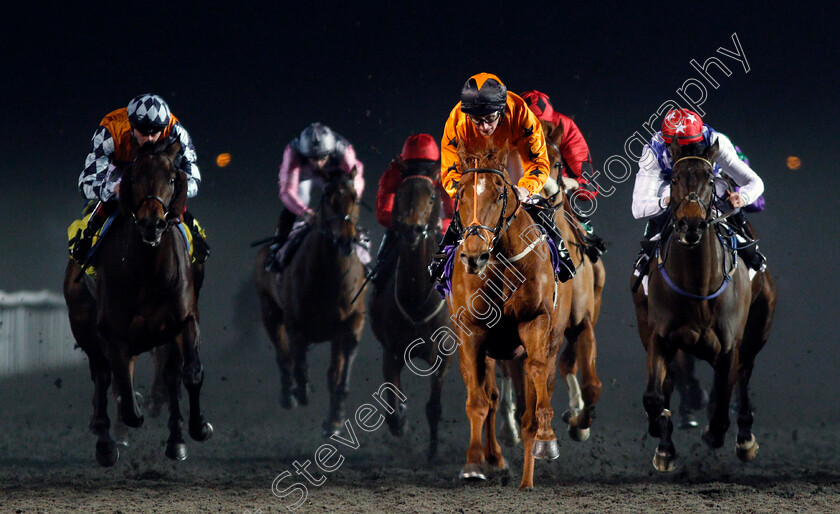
[{"xmin": 460, "ymin": 73, "xmax": 507, "ymax": 116}]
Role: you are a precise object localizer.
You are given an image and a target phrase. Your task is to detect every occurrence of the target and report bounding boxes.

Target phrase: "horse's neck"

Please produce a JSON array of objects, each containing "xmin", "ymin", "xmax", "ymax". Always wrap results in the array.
[{"xmin": 664, "ymin": 229, "xmax": 727, "ymax": 293}]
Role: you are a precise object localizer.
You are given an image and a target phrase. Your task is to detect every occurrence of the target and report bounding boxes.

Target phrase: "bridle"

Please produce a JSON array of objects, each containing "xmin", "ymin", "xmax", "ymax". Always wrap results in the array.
[
  {"xmin": 455, "ymin": 168, "xmax": 520, "ymax": 252},
  {"xmin": 127, "ymin": 154, "xmax": 181, "ymax": 232},
  {"xmin": 314, "ymin": 175, "xmax": 360, "ymax": 248}
]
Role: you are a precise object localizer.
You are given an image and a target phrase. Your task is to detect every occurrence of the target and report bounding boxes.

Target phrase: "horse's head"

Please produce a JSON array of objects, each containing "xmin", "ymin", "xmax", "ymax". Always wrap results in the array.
[
  {"xmin": 119, "ymin": 139, "xmax": 187, "ymax": 247},
  {"xmin": 455, "ymin": 145, "xmax": 517, "ymax": 274},
  {"xmin": 315, "ymin": 168, "xmax": 359, "ymax": 256},
  {"xmin": 669, "ymin": 137, "xmax": 720, "ymax": 246},
  {"xmin": 539, "ymin": 120, "xmax": 566, "ymax": 204},
  {"xmin": 393, "ymin": 160, "xmax": 440, "ymax": 250}
]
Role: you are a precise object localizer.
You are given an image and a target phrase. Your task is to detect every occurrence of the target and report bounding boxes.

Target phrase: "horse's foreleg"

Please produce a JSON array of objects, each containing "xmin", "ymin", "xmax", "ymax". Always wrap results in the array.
[
  {"xmin": 382, "ymin": 349, "xmax": 406, "ymax": 437},
  {"xmin": 702, "ymin": 349, "xmax": 736, "ymax": 449},
  {"xmin": 109, "ymin": 345, "xmax": 143, "ymax": 430},
  {"xmin": 644, "ymin": 334, "xmax": 676, "ymax": 472},
  {"xmin": 161, "ymin": 344, "xmax": 188, "ymax": 461},
  {"xmin": 88, "ymin": 351, "xmax": 118, "ymax": 467},
  {"xmin": 571, "ymin": 317, "xmax": 601, "ymax": 439},
  {"xmin": 481, "ymin": 357, "xmax": 506, "ymax": 471},
  {"xmin": 324, "ymin": 333, "xmax": 359, "ymax": 437},
  {"xmin": 673, "ymin": 351, "xmax": 707, "ymax": 429},
  {"xmin": 518, "ymin": 359, "xmax": 537, "ymax": 490},
  {"xmin": 259, "ymin": 291, "xmax": 294, "ymax": 408},
  {"xmin": 457, "ymin": 343, "xmax": 490, "ymax": 481},
  {"xmin": 145, "ymin": 347, "xmax": 169, "ymax": 419},
  {"xmin": 178, "ymin": 315, "xmax": 213, "ymax": 443},
  {"xmin": 289, "ymin": 334, "xmax": 310, "ymax": 407},
  {"xmin": 497, "ymin": 361, "xmax": 522, "ymax": 448},
  {"xmin": 426, "ymin": 350, "xmax": 452, "ymax": 461},
  {"xmin": 522, "ymin": 319, "xmax": 559, "ymax": 462}
]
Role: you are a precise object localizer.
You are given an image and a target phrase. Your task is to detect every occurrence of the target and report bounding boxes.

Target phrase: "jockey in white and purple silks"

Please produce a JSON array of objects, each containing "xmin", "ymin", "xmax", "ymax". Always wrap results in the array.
[{"xmin": 632, "ymin": 108, "xmax": 767, "ymax": 275}]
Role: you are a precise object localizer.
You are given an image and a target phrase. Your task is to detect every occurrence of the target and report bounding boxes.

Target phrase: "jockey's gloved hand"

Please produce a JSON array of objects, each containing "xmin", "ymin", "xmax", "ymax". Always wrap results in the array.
[
  {"xmin": 561, "ymin": 176, "xmax": 580, "ymax": 191},
  {"xmin": 515, "ymin": 186, "xmax": 531, "ymax": 202}
]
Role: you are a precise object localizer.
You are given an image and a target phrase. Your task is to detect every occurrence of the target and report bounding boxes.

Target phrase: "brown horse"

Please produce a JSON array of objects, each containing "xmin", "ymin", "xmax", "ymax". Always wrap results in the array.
[
  {"xmin": 63, "ymin": 140, "xmax": 212, "ymax": 466},
  {"xmin": 448, "ymin": 146, "xmax": 572, "ymax": 490},
  {"xmin": 631, "ymin": 137, "xmax": 777, "ymax": 472},
  {"xmin": 254, "ymin": 169, "xmax": 367, "ymax": 436},
  {"xmin": 498, "ymin": 120, "xmax": 605, "ymax": 446},
  {"xmin": 369, "ymin": 165, "xmax": 454, "ymax": 460}
]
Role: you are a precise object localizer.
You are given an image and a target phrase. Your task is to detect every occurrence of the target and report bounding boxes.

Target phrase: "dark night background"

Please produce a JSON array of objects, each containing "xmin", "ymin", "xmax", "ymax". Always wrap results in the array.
[{"xmin": 1, "ymin": 2, "xmax": 839, "ymax": 505}]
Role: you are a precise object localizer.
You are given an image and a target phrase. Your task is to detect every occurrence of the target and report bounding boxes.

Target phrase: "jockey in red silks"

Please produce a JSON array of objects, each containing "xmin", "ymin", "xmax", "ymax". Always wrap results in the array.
[
  {"xmin": 370, "ymin": 134, "xmax": 454, "ymax": 288},
  {"xmin": 521, "ymin": 90, "xmax": 606, "ymax": 261},
  {"xmin": 520, "ymin": 90, "xmax": 597, "ymax": 201},
  {"xmin": 72, "ymin": 93, "xmax": 209, "ymax": 266},
  {"xmin": 268, "ymin": 122, "xmax": 365, "ymax": 271},
  {"xmin": 631, "ymin": 108, "xmax": 767, "ymax": 278}
]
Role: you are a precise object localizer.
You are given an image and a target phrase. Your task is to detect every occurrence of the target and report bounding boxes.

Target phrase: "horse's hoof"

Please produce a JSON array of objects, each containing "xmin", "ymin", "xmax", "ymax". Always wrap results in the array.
[
  {"xmin": 165, "ymin": 441, "xmax": 188, "ymax": 461},
  {"xmin": 678, "ymin": 414, "xmax": 700, "ymax": 430},
  {"xmin": 95, "ymin": 440, "xmax": 119, "ymax": 467},
  {"xmin": 701, "ymin": 425, "xmax": 725, "ymax": 449},
  {"xmin": 122, "ymin": 412, "xmax": 144, "ymax": 429},
  {"xmin": 652, "ymin": 448, "xmax": 676, "ymax": 472},
  {"xmin": 458, "ymin": 463, "xmax": 486, "ymax": 481},
  {"xmin": 292, "ymin": 386, "xmax": 310, "ymax": 406},
  {"xmin": 386, "ymin": 412, "xmax": 407, "ymax": 437},
  {"xmin": 321, "ymin": 421, "xmax": 343, "ymax": 438},
  {"xmin": 532, "ymin": 438, "xmax": 560, "ymax": 460},
  {"xmin": 279, "ymin": 392, "xmax": 297, "ymax": 410},
  {"xmin": 735, "ymin": 434, "xmax": 759, "ymax": 462},
  {"xmin": 568, "ymin": 426, "xmax": 591, "ymax": 442},
  {"xmin": 189, "ymin": 422, "xmax": 213, "ymax": 442},
  {"xmin": 114, "ymin": 437, "xmax": 129, "ymax": 448}
]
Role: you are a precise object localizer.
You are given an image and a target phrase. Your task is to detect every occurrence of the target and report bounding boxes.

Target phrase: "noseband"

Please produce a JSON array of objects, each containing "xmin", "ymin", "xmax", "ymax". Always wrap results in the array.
[
  {"xmin": 395, "ymin": 174, "xmax": 438, "ymax": 240},
  {"xmin": 456, "ymin": 168, "xmax": 520, "ymax": 251}
]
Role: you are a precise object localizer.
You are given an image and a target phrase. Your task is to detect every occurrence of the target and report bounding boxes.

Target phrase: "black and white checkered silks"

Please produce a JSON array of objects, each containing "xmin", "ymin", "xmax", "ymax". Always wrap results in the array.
[{"xmin": 79, "ymin": 121, "xmax": 201, "ymax": 202}]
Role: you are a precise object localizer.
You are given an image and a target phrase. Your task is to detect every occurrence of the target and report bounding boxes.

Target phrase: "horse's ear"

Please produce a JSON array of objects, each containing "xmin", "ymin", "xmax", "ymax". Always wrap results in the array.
[
  {"xmin": 705, "ymin": 138, "xmax": 720, "ymax": 163},
  {"xmin": 163, "ymin": 138, "xmax": 182, "ymax": 162},
  {"xmin": 118, "ymin": 167, "xmax": 133, "ymax": 215},
  {"xmin": 168, "ymin": 171, "xmax": 188, "ymax": 218},
  {"xmin": 669, "ymin": 134, "xmax": 682, "ymax": 160},
  {"xmin": 349, "ymin": 165, "xmax": 358, "ymax": 180}
]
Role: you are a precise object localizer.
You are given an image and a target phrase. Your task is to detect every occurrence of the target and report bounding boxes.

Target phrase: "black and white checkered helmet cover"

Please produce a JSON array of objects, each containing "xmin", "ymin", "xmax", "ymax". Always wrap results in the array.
[{"xmin": 127, "ymin": 94, "xmax": 171, "ymax": 131}]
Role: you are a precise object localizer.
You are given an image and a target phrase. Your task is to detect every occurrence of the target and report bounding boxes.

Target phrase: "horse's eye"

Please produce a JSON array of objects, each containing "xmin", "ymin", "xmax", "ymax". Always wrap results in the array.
[
  {"xmin": 498, "ymin": 191, "xmax": 505, "ymax": 200},
  {"xmin": 553, "ymin": 162, "xmax": 561, "ymax": 169},
  {"xmin": 169, "ymin": 177, "xmax": 176, "ymax": 185}
]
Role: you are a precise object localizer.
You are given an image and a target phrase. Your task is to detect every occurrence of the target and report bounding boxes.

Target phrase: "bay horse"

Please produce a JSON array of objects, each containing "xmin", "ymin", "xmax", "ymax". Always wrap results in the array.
[
  {"xmin": 254, "ymin": 169, "xmax": 367, "ymax": 436},
  {"xmin": 498, "ymin": 120, "xmax": 605, "ymax": 447},
  {"xmin": 448, "ymin": 146, "xmax": 572, "ymax": 490},
  {"xmin": 63, "ymin": 140, "xmax": 212, "ymax": 466},
  {"xmin": 631, "ymin": 137, "xmax": 776, "ymax": 472},
  {"xmin": 369, "ymin": 163, "xmax": 453, "ymax": 460}
]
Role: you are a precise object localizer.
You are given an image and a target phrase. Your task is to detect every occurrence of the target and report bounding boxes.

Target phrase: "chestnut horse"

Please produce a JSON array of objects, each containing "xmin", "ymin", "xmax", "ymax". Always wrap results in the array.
[
  {"xmin": 498, "ymin": 120, "xmax": 605, "ymax": 447},
  {"xmin": 448, "ymin": 147, "xmax": 572, "ymax": 490},
  {"xmin": 254, "ymin": 169, "xmax": 367, "ymax": 436},
  {"xmin": 369, "ymin": 165, "xmax": 454, "ymax": 460},
  {"xmin": 631, "ymin": 137, "xmax": 776, "ymax": 472},
  {"xmin": 63, "ymin": 140, "xmax": 212, "ymax": 466}
]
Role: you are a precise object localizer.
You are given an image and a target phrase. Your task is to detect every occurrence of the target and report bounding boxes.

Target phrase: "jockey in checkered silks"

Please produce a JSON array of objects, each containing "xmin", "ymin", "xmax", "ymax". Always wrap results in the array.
[{"xmin": 71, "ymin": 94, "xmax": 209, "ymax": 267}]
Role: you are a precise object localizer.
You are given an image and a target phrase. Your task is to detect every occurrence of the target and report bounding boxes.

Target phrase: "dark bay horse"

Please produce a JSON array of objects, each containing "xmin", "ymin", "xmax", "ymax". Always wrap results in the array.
[
  {"xmin": 631, "ymin": 137, "xmax": 777, "ymax": 472},
  {"xmin": 499, "ymin": 120, "xmax": 605, "ymax": 447},
  {"xmin": 254, "ymin": 169, "xmax": 367, "ymax": 436},
  {"xmin": 63, "ymin": 140, "xmax": 212, "ymax": 466},
  {"xmin": 448, "ymin": 147, "xmax": 572, "ymax": 490},
  {"xmin": 369, "ymin": 164, "xmax": 453, "ymax": 460}
]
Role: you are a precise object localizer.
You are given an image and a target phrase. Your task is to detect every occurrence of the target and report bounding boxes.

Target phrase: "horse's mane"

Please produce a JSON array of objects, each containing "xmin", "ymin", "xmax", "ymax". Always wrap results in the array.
[{"xmin": 456, "ymin": 140, "xmax": 509, "ymax": 172}]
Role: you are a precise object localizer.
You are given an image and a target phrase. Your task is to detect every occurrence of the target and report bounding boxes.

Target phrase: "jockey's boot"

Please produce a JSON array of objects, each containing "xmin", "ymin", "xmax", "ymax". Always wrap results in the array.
[
  {"xmin": 182, "ymin": 210, "xmax": 210, "ymax": 264},
  {"xmin": 370, "ymin": 230, "xmax": 398, "ymax": 290},
  {"xmin": 730, "ymin": 210, "xmax": 767, "ymax": 271},
  {"xmin": 526, "ymin": 203, "xmax": 576, "ymax": 282},
  {"xmin": 632, "ymin": 212, "xmax": 671, "ymax": 292},
  {"xmin": 71, "ymin": 201, "xmax": 115, "ymax": 265},
  {"xmin": 428, "ymin": 223, "xmax": 461, "ymax": 283},
  {"xmin": 575, "ymin": 213, "xmax": 607, "ymax": 263},
  {"xmin": 266, "ymin": 209, "xmax": 297, "ymax": 273}
]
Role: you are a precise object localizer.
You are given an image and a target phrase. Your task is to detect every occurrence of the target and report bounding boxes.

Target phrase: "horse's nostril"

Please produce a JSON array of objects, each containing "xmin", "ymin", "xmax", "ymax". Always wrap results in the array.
[
  {"xmin": 698, "ymin": 221, "xmax": 708, "ymax": 231},
  {"xmin": 155, "ymin": 218, "xmax": 167, "ymax": 230},
  {"xmin": 478, "ymin": 252, "xmax": 490, "ymax": 265}
]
